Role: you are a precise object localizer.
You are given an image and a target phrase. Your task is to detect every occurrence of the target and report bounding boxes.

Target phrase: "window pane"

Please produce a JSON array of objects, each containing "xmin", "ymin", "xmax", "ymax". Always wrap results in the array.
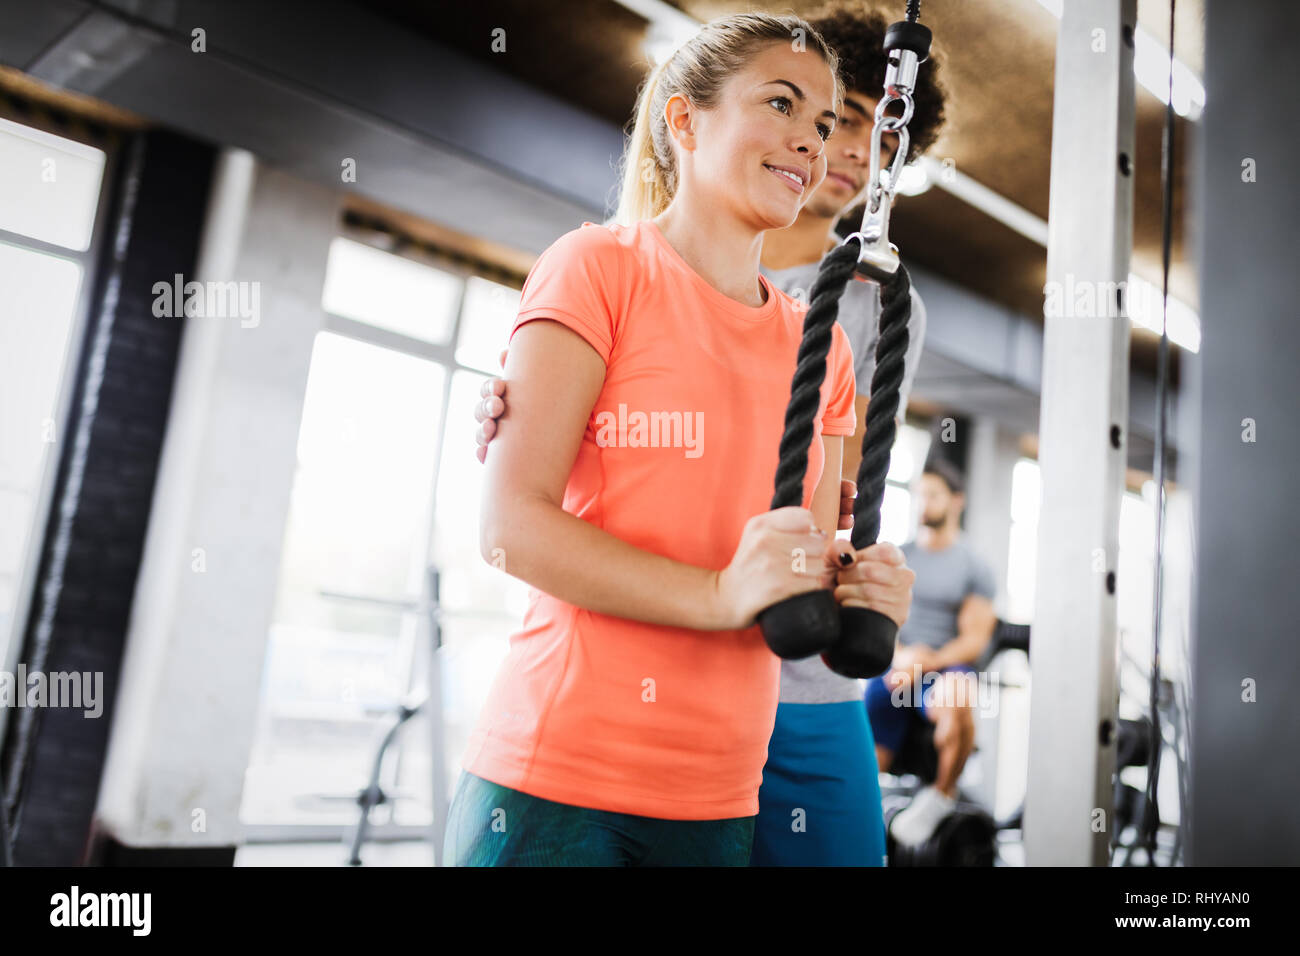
[
  {"xmin": 242, "ymin": 332, "xmax": 446, "ymax": 826},
  {"xmin": 886, "ymin": 437, "xmax": 915, "ymax": 485},
  {"xmin": 321, "ymin": 237, "xmax": 459, "ymax": 344},
  {"xmin": 243, "ymin": 618, "xmax": 412, "ymax": 827},
  {"xmin": 429, "ymin": 369, "xmax": 530, "ymax": 804},
  {"xmin": 430, "ymin": 369, "xmax": 531, "ymax": 617},
  {"xmin": 888, "ymin": 423, "xmax": 931, "ymax": 484},
  {"xmin": 1006, "ymin": 459, "xmax": 1041, "ymax": 622},
  {"xmin": 1005, "ymin": 519, "xmax": 1038, "ymax": 622},
  {"xmin": 0, "ymin": 244, "xmax": 83, "ymax": 663},
  {"xmin": 279, "ymin": 333, "xmax": 445, "ymax": 613},
  {"xmin": 455, "ymin": 276, "xmax": 519, "ymax": 374},
  {"xmin": 1116, "ymin": 491, "xmax": 1155, "ymax": 664},
  {"xmin": 1009, "ymin": 458, "xmax": 1041, "ymax": 525},
  {"xmin": 439, "ymin": 614, "xmax": 511, "ymax": 807},
  {"xmin": 0, "ymin": 117, "xmax": 105, "ymax": 251},
  {"xmin": 0, "ymin": 245, "xmax": 82, "ymax": 487},
  {"xmin": 879, "ymin": 483, "xmax": 913, "ymax": 546}
]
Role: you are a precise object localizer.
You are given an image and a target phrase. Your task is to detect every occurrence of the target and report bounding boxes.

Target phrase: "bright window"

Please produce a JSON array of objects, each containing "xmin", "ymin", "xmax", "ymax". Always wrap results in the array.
[
  {"xmin": 0, "ymin": 119, "xmax": 105, "ymax": 678},
  {"xmin": 320, "ymin": 237, "xmax": 460, "ymax": 344},
  {"xmin": 1006, "ymin": 458, "xmax": 1041, "ymax": 622},
  {"xmin": 0, "ymin": 117, "xmax": 105, "ymax": 251},
  {"xmin": 241, "ymin": 333, "xmax": 447, "ymax": 826},
  {"xmin": 876, "ymin": 422, "xmax": 933, "ymax": 546},
  {"xmin": 1004, "ymin": 458, "xmax": 1155, "ymax": 641},
  {"xmin": 430, "ymin": 369, "xmax": 532, "ymax": 795},
  {"xmin": 455, "ymin": 277, "xmax": 520, "ymax": 374},
  {"xmin": 244, "ymin": 235, "xmax": 526, "ymax": 831}
]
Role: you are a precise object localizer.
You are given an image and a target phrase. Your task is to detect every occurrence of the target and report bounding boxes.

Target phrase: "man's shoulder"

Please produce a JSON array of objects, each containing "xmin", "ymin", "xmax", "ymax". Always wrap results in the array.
[{"xmin": 955, "ymin": 535, "xmax": 996, "ymax": 575}]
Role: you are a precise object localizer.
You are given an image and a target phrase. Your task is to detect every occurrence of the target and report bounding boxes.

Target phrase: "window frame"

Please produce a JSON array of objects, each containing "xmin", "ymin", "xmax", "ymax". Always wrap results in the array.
[{"xmin": 0, "ymin": 113, "xmax": 121, "ymax": 744}]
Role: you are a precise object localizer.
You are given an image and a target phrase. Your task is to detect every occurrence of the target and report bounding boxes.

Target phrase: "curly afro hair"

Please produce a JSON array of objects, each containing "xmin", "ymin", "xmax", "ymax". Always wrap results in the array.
[{"xmin": 805, "ymin": 1, "xmax": 948, "ymax": 164}]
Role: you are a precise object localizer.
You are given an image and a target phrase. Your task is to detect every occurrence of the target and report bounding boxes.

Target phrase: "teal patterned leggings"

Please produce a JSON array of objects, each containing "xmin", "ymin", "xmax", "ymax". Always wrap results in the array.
[{"xmin": 443, "ymin": 771, "xmax": 755, "ymax": 866}]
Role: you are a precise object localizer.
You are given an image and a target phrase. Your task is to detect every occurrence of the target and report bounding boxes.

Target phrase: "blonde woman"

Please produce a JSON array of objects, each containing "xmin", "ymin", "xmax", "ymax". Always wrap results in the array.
[{"xmin": 444, "ymin": 12, "xmax": 914, "ymax": 867}]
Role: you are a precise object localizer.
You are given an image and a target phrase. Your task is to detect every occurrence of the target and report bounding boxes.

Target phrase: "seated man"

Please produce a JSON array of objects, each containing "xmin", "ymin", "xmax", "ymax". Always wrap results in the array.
[{"xmin": 866, "ymin": 459, "xmax": 998, "ymax": 846}]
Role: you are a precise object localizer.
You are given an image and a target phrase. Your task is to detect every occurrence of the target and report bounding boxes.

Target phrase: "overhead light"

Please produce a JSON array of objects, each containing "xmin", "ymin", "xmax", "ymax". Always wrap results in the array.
[
  {"xmin": 1132, "ymin": 28, "xmax": 1205, "ymax": 119},
  {"xmin": 607, "ymin": 0, "xmax": 702, "ymax": 65},
  {"xmin": 1034, "ymin": 0, "xmax": 1205, "ymax": 120},
  {"xmin": 643, "ymin": 22, "xmax": 698, "ymax": 65},
  {"xmin": 1125, "ymin": 272, "xmax": 1201, "ymax": 353},
  {"xmin": 894, "ymin": 163, "xmax": 931, "ymax": 196}
]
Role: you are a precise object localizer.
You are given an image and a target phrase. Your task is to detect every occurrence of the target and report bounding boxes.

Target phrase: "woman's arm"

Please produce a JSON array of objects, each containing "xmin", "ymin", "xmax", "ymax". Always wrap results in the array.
[
  {"xmin": 811, "ymin": 434, "xmax": 844, "ymax": 553},
  {"xmin": 843, "ymin": 395, "xmax": 913, "ymax": 486},
  {"xmin": 842, "ymin": 394, "xmax": 869, "ymax": 484},
  {"xmin": 481, "ymin": 318, "xmax": 831, "ymax": 632}
]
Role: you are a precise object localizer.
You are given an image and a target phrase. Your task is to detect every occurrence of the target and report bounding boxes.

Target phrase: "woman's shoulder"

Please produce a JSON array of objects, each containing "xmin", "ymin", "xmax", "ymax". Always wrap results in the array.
[
  {"xmin": 540, "ymin": 220, "xmax": 617, "ymax": 258},
  {"xmin": 544, "ymin": 219, "xmax": 644, "ymax": 259},
  {"xmin": 529, "ymin": 220, "xmax": 644, "ymax": 289}
]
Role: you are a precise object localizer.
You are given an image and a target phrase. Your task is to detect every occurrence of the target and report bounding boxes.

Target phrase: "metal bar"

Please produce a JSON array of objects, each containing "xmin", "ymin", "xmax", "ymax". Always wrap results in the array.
[
  {"xmin": 918, "ymin": 157, "xmax": 1050, "ymax": 246},
  {"xmin": 425, "ymin": 567, "xmax": 448, "ymax": 866},
  {"xmin": 0, "ymin": 227, "xmax": 95, "ymax": 263},
  {"xmin": 1025, "ymin": 0, "xmax": 1135, "ymax": 866},
  {"xmin": 320, "ymin": 311, "xmax": 457, "ymax": 364},
  {"xmin": 242, "ymin": 823, "xmax": 431, "ymax": 845}
]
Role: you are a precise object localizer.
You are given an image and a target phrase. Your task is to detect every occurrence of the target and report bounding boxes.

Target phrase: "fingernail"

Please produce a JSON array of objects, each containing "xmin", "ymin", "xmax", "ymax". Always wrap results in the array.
[{"xmin": 838, "ymin": 552, "xmax": 854, "ymax": 566}]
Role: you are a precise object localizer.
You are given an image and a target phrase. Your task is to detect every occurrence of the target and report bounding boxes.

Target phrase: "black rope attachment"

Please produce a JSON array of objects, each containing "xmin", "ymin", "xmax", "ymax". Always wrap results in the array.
[{"xmin": 756, "ymin": 238, "xmax": 912, "ymax": 677}]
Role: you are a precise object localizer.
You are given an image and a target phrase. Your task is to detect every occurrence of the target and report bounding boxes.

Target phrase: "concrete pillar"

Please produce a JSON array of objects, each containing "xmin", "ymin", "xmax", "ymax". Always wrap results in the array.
[
  {"xmin": 964, "ymin": 416, "xmax": 1018, "ymax": 616},
  {"xmin": 93, "ymin": 153, "xmax": 341, "ymax": 855},
  {"xmin": 962, "ymin": 415, "xmax": 1020, "ymax": 811}
]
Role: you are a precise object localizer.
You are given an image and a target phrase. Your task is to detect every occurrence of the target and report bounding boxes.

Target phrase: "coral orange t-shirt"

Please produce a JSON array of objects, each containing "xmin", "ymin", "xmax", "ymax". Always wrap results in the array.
[{"xmin": 461, "ymin": 219, "xmax": 857, "ymax": 820}]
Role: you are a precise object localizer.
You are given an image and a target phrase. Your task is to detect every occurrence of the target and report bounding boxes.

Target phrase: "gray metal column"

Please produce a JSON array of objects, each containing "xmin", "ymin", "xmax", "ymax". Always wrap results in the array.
[
  {"xmin": 1186, "ymin": 0, "xmax": 1300, "ymax": 865},
  {"xmin": 1025, "ymin": 0, "xmax": 1136, "ymax": 865}
]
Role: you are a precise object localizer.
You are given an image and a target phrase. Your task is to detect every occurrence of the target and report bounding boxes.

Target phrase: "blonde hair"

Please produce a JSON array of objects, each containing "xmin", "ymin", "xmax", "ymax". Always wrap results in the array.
[{"xmin": 611, "ymin": 13, "xmax": 843, "ymax": 226}]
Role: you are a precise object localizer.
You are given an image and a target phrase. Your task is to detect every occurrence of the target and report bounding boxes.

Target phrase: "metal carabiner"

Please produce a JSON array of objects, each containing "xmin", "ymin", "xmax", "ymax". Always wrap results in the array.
[
  {"xmin": 845, "ymin": 108, "xmax": 911, "ymax": 283},
  {"xmin": 838, "ymin": 13, "xmax": 929, "ymax": 285}
]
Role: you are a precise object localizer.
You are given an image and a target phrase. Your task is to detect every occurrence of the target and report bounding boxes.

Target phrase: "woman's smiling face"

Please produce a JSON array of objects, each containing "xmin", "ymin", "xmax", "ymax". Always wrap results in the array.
[{"xmin": 664, "ymin": 41, "xmax": 841, "ymax": 231}]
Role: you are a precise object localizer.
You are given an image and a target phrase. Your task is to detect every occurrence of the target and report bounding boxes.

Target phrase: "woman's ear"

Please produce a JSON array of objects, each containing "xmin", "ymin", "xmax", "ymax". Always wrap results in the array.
[{"xmin": 663, "ymin": 93, "xmax": 697, "ymax": 152}]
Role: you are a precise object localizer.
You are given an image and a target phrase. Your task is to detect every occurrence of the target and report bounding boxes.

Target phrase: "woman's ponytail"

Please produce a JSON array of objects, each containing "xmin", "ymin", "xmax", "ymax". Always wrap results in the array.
[{"xmin": 612, "ymin": 58, "xmax": 674, "ymax": 226}]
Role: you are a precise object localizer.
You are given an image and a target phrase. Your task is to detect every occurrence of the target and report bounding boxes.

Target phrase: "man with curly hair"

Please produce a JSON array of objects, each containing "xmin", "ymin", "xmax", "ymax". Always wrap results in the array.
[{"xmin": 748, "ymin": 2, "xmax": 949, "ymax": 867}]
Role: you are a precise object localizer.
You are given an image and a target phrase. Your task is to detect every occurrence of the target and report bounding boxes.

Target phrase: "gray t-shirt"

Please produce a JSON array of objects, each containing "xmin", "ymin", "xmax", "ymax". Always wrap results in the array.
[
  {"xmin": 896, "ymin": 536, "xmax": 997, "ymax": 651},
  {"xmin": 759, "ymin": 258, "xmax": 928, "ymax": 703}
]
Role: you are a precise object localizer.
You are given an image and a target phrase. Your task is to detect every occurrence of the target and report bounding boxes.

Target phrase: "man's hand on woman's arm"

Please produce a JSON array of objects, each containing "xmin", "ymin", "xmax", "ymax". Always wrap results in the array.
[{"xmin": 473, "ymin": 349, "xmax": 509, "ymax": 464}]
